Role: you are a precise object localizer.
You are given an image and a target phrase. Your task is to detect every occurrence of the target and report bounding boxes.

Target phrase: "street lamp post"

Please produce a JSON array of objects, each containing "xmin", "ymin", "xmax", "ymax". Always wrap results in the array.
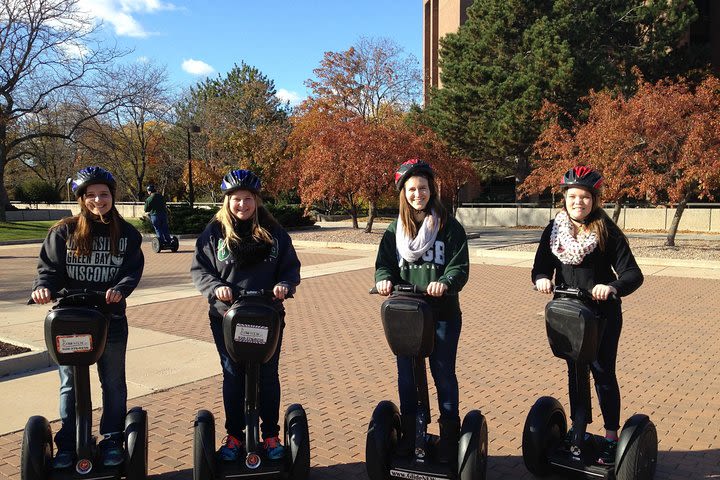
[
  {"xmin": 66, "ymin": 177, "xmax": 73, "ymax": 201},
  {"xmin": 186, "ymin": 124, "xmax": 201, "ymax": 208}
]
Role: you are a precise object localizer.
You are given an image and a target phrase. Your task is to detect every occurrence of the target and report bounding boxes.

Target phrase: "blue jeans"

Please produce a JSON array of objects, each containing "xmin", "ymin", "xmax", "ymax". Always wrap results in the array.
[
  {"xmin": 397, "ymin": 304, "xmax": 462, "ymax": 423},
  {"xmin": 55, "ymin": 315, "xmax": 128, "ymax": 451},
  {"xmin": 210, "ymin": 313, "xmax": 284, "ymax": 439},
  {"xmin": 149, "ymin": 213, "xmax": 171, "ymax": 243}
]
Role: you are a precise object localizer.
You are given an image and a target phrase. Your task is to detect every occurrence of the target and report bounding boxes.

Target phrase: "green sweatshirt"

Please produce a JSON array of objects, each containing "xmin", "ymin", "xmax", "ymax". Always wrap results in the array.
[{"xmin": 375, "ymin": 216, "xmax": 469, "ymax": 296}]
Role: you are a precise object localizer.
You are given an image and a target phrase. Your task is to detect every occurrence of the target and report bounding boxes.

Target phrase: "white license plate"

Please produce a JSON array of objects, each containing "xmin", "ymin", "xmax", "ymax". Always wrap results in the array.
[
  {"xmin": 234, "ymin": 324, "xmax": 269, "ymax": 344},
  {"xmin": 56, "ymin": 334, "xmax": 93, "ymax": 353}
]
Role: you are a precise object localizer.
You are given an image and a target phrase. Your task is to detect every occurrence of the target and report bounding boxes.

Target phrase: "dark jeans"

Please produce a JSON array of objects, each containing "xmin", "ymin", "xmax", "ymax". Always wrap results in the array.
[
  {"xmin": 397, "ymin": 304, "xmax": 462, "ymax": 423},
  {"xmin": 149, "ymin": 213, "xmax": 171, "ymax": 243},
  {"xmin": 210, "ymin": 313, "xmax": 284, "ymax": 439},
  {"xmin": 567, "ymin": 302, "xmax": 623, "ymax": 431},
  {"xmin": 55, "ymin": 315, "xmax": 128, "ymax": 451}
]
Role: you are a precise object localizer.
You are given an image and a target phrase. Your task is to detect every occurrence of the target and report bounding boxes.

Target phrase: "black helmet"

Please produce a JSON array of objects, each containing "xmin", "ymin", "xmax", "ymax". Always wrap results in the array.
[
  {"xmin": 72, "ymin": 166, "xmax": 116, "ymax": 198},
  {"xmin": 146, "ymin": 184, "xmax": 156, "ymax": 193},
  {"xmin": 560, "ymin": 166, "xmax": 603, "ymax": 192},
  {"xmin": 394, "ymin": 158, "xmax": 434, "ymax": 191},
  {"xmin": 220, "ymin": 169, "xmax": 261, "ymax": 195}
]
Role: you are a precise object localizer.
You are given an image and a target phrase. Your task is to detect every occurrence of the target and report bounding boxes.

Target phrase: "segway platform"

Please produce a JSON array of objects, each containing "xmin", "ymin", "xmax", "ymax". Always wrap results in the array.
[{"xmin": 150, "ymin": 235, "xmax": 179, "ymax": 253}]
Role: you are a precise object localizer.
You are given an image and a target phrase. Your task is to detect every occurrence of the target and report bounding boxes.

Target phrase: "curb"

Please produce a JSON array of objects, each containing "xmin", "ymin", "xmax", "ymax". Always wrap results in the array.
[{"xmin": 0, "ymin": 349, "xmax": 52, "ymax": 378}]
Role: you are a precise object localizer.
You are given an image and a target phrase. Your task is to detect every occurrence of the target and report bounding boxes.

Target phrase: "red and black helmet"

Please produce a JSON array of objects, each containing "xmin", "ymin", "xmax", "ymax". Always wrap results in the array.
[
  {"xmin": 560, "ymin": 166, "xmax": 603, "ymax": 192},
  {"xmin": 394, "ymin": 158, "xmax": 434, "ymax": 191}
]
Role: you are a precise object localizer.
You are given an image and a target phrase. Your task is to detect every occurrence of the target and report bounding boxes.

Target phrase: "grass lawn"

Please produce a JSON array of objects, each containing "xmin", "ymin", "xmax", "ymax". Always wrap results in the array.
[{"xmin": 0, "ymin": 218, "xmax": 146, "ymax": 242}]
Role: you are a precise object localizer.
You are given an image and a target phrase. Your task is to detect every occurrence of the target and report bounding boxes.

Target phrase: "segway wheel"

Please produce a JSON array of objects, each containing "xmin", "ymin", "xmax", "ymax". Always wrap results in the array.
[
  {"xmin": 194, "ymin": 410, "xmax": 217, "ymax": 480},
  {"xmin": 151, "ymin": 237, "xmax": 161, "ymax": 253},
  {"xmin": 522, "ymin": 396, "xmax": 567, "ymax": 476},
  {"xmin": 458, "ymin": 410, "xmax": 488, "ymax": 480},
  {"xmin": 124, "ymin": 407, "xmax": 148, "ymax": 480},
  {"xmin": 21, "ymin": 416, "xmax": 52, "ymax": 480},
  {"xmin": 615, "ymin": 415, "xmax": 658, "ymax": 480},
  {"xmin": 284, "ymin": 404, "xmax": 310, "ymax": 480},
  {"xmin": 365, "ymin": 400, "xmax": 400, "ymax": 480},
  {"xmin": 170, "ymin": 236, "xmax": 179, "ymax": 252}
]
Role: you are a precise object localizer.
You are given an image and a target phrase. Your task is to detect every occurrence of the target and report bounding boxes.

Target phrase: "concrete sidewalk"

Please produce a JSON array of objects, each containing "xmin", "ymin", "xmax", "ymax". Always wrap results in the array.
[{"xmin": 1, "ymin": 237, "xmax": 719, "ymax": 480}]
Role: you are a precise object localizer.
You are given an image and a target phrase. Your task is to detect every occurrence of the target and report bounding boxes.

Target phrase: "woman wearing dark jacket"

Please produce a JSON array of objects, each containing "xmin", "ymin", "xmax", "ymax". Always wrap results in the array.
[
  {"xmin": 532, "ymin": 166, "xmax": 643, "ymax": 466},
  {"xmin": 32, "ymin": 166, "xmax": 144, "ymax": 469},
  {"xmin": 191, "ymin": 169, "xmax": 301, "ymax": 462}
]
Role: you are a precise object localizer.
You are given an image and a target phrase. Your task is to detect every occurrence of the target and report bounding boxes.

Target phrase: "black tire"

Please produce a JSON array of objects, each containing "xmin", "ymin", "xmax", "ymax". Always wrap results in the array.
[
  {"xmin": 151, "ymin": 237, "xmax": 161, "ymax": 253},
  {"xmin": 616, "ymin": 416, "xmax": 658, "ymax": 480},
  {"xmin": 284, "ymin": 404, "xmax": 310, "ymax": 480},
  {"xmin": 365, "ymin": 400, "xmax": 400, "ymax": 480},
  {"xmin": 124, "ymin": 407, "xmax": 148, "ymax": 480},
  {"xmin": 170, "ymin": 236, "xmax": 179, "ymax": 252},
  {"xmin": 522, "ymin": 396, "xmax": 566, "ymax": 477},
  {"xmin": 458, "ymin": 410, "xmax": 488, "ymax": 480},
  {"xmin": 21, "ymin": 416, "xmax": 52, "ymax": 480},
  {"xmin": 194, "ymin": 410, "xmax": 216, "ymax": 480}
]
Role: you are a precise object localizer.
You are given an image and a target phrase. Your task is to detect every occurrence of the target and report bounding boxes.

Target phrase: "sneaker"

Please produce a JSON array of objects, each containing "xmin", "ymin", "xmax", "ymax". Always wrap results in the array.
[
  {"xmin": 597, "ymin": 438, "xmax": 617, "ymax": 465},
  {"xmin": 99, "ymin": 439, "xmax": 124, "ymax": 467},
  {"xmin": 262, "ymin": 436, "xmax": 285, "ymax": 460},
  {"xmin": 52, "ymin": 450, "xmax": 75, "ymax": 469},
  {"xmin": 219, "ymin": 435, "xmax": 244, "ymax": 462}
]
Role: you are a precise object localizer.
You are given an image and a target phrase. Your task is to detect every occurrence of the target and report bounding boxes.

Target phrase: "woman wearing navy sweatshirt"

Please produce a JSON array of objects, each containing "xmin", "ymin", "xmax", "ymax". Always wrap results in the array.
[
  {"xmin": 532, "ymin": 166, "xmax": 643, "ymax": 466},
  {"xmin": 191, "ymin": 169, "xmax": 301, "ymax": 462}
]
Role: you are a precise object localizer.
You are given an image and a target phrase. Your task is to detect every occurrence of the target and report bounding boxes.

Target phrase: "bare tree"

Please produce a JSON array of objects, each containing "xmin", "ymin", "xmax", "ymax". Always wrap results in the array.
[{"xmin": 0, "ymin": 0, "xmax": 130, "ymax": 220}]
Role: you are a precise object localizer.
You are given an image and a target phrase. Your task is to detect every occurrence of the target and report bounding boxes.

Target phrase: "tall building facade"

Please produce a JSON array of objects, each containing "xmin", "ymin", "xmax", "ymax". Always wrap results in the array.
[{"xmin": 422, "ymin": 0, "xmax": 472, "ymax": 103}]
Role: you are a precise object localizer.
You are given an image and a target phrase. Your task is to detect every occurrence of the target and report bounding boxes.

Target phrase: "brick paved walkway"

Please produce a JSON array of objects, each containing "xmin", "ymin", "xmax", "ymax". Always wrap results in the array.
[{"xmin": 1, "ymin": 245, "xmax": 719, "ymax": 479}]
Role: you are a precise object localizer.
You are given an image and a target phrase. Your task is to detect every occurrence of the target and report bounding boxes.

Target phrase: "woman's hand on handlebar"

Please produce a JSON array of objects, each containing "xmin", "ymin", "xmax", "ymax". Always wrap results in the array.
[
  {"xmin": 105, "ymin": 289, "xmax": 123, "ymax": 304},
  {"xmin": 273, "ymin": 284, "xmax": 289, "ymax": 300},
  {"xmin": 214, "ymin": 286, "xmax": 233, "ymax": 302},
  {"xmin": 535, "ymin": 278, "xmax": 554, "ymax": 294},
  {"xmin": 31, "ymin": 288, "xmax": 52, "ymax": 304},
  {"xmin": 375, "ymin": 280, "xmax": 393, "ymax": 296},
  {"xmin": 426, "ymin": 281, "xmax": 447, "ymax": 297},
  {"xmin": 591, "ymin": 284, "xmax": 617, "ymax": 301}
]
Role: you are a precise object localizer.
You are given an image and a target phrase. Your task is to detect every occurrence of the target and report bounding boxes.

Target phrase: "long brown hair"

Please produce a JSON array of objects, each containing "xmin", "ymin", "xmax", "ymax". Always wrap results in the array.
[
  {"xmin": 214, "ymin": 192, "xmax": 276, "ymax": 250},
  {"xmin": 52, "ymin": 194, "xmax": 124, "ymax": 256},
  {"xmin": 398, "ymin": 172, "xmax": 447, "ymax": 238}
]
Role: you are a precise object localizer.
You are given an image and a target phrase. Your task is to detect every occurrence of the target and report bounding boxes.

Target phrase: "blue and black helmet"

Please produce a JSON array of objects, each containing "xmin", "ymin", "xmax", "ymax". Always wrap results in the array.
[
  {"xmin": 220, "ymin": 169, "xmax": 262, "ymax": 195},
  {"xmin": 71, "ymin": 166, "xmax": 116, "ymax": 198}
]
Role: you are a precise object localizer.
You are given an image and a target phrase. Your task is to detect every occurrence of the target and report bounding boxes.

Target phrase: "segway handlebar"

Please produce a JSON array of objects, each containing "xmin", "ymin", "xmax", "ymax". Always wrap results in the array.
[
  {"xmin": 228, "ymin": 287, "xmax": 294, "ymax": 300},
  {"xmin": 27, "ymin": 288, "xmax": 108, "ymax": 305},
  {"xmin": 369, "ymin": 284, "xmax": 427, "ymax": 295},
  {"xmin": 534, "ymin": 284, "xmax": 617, "ymax": 301}
]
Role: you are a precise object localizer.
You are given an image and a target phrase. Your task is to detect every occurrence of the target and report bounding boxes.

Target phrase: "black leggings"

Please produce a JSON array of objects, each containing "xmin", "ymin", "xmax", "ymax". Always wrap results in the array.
[{"xmin": 566, "ymin": 302, "xmax": 623, "ymax": 431}]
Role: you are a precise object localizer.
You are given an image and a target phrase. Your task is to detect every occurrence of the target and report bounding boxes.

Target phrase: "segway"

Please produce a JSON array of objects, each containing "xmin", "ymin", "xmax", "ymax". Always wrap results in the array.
[
  {"xmin": 150, "ymin": 235, "xmax": 179, "ymax": 253},
  {"xmin": 22, "ymin": 289, "xmax": 148, "ymax": 480},
  {"xmin": 522, "ymin": 285, "xmax": 657, "ymax": 479},
  {"xmin": 366, "ymin": 285, "xmax": 488, "ymax": 480},
  {"xmin": 193, "ymin": 289, "xmax": 310, "ymax": 480}
]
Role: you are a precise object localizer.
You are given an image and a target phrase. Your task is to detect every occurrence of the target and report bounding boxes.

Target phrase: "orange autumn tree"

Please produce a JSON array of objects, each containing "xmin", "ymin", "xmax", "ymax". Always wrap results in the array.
[{"xmin": 521, "ymin": 74, "xmax": 720, "ymax": 246}]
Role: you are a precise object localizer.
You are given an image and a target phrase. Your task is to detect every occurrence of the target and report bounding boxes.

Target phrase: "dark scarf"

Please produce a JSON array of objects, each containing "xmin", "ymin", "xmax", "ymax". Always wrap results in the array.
[{"xmin": 229, "ymin": 217, "xmax": 272, "ymax": 267}]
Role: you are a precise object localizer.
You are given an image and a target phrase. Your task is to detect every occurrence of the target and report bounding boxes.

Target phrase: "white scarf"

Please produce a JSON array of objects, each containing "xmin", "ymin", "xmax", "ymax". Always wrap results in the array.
[
  {"xmin": 396, "ymin": 211, "xmax": 440, "ymax": 266},
  {"xmin": 550, "ymin": 210, "xmax": 598, "ymax": 265}
]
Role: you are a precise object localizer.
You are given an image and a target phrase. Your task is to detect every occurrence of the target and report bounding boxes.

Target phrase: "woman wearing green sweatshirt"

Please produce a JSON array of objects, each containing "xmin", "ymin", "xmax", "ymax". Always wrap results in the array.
[{"xmin": 374, "ymin": 158, "xmax": 470, "ymax": 464}]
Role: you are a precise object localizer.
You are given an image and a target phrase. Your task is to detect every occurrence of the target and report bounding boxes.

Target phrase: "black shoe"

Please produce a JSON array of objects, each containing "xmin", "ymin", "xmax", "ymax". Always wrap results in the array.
[
  {"xmin": 437, "ymin": 417, "xmax": 460, "ymax": 465},
  {"xmin": 597, "ymin": 438, "xmax": 617, "ymax": 465}
]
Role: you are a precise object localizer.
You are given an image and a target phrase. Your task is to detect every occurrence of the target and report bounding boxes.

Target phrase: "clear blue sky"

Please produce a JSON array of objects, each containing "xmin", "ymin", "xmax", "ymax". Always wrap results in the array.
[{"xmin": 84, "ymin": 0, "xmax": 423, "ymax": 105}]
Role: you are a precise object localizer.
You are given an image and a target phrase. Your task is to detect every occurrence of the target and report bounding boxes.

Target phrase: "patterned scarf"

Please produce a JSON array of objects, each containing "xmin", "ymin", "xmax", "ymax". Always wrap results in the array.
[
  {"xmin": 396, "ymin": 211, "xmax": 440, "ymax": 266},
  {"xmin": 550, "ymin": 210, "xmax": 598, "ymax": 265}
]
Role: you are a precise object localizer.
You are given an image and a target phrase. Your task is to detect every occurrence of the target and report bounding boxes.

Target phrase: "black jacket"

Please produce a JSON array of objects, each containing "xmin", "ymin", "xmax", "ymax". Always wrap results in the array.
[
  {"xmin": 531, "ymin": 217, "xmax": 643, "ymax": 298},
  {"xmin": 33, "ymin": 219, "xmax": 145, "ymax": 315}
]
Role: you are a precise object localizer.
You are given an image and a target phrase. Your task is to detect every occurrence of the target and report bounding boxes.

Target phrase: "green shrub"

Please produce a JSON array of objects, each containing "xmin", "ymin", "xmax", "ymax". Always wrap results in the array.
[
  {"xmin": 266, "ymin": 203, "xmax": 315, "ymax": 228},
  {"xmin": 14, "ymin": 180, "xmax": 61, "ymax": 204},
  {"xmin": 140, "ymin": 205, "xmax": 219, "ymax": 235}
]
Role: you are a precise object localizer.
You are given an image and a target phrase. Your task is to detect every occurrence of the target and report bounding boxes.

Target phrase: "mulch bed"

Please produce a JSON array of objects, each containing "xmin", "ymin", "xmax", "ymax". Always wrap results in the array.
[{"xmin": 0, "ymin": 340, "xmax": 30, "ymax": 358}]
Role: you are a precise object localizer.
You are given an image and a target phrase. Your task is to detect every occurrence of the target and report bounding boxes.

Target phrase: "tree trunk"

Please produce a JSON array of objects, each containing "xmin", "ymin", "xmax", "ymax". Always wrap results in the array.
[
  {"xmin": 665, "ymin": 195, "xmax": 690, "ymax": 247},
  {"xmin": 347, "ymin": 194, "xmax": 359, "ymax": 229},
  {"xmin": 364, "ymin": 200, "xmax": 376, "ymax": 233},
  {"xmin": 612, "ymin": 201, "xmax": 623, "ymax": 224},
  {"xmin": 0, "ymin": 151, "xmax": 8, "ymax": 222}
]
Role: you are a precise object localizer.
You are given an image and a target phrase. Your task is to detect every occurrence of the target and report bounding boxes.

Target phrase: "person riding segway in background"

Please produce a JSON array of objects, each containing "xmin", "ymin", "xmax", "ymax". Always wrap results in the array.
[
  {"xmin": 375, "ymin": 158, "xmax": 470, "ymax": 465},
  {"xmin": 144, "ymin": 184, "xmax": 178, "ymax": 252},
  {"xmin": 532, "ymin": 166, "xmax": 644, "ymax": 466},
  {"xmin": 191, "ymin": 169, "xmax": 301, "ymax": 462},
  {"xmin": 31, "ymin": 166, "xmax": 145, "ymax": 469}
]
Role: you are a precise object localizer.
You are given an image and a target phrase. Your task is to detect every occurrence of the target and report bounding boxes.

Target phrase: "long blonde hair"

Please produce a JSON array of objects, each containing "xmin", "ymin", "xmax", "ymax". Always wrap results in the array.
[
  {"xmin": 398, "ymin": 172, "xmax": 447, "ymax": 238},
  {"xmin": 52, "ymin": 192, "xmax": 123, "ymax": 256},
  {"xmin": 214, "ymin": 192, "xmax": 275, "ymax": 250}
]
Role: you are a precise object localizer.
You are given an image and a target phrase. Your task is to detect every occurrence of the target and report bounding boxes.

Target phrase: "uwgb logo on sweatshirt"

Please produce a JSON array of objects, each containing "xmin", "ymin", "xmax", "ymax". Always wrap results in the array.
[{"xmin": 66, "ymin": 236, "xmax": 127, "ymax": 282}]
